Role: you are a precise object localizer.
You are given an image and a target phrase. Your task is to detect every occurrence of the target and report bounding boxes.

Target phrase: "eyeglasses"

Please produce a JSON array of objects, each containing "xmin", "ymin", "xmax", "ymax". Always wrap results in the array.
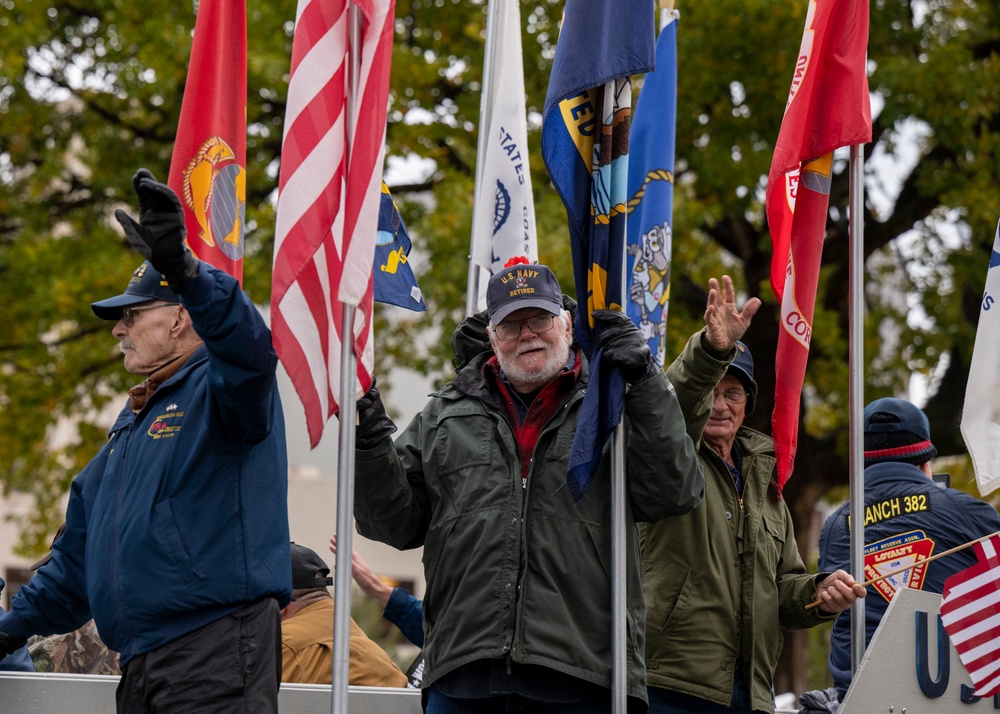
[
  {"xmin": 492, "ymin": 314, "xmax": 556, "ymax": 341},
  {"xmin": 120, "ymin": 303, "xmax": 176, "ymax": 328},
  {"xmin": 713, "ymin": 388, "xmax": 748, "ymax": 405}
]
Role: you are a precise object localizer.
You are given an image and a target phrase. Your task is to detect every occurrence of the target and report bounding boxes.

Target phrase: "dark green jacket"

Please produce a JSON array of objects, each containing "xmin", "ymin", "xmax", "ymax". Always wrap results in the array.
[
  {"xmin": 354, "ymin": 310, "xmax": 704, "ymax": 701},
  {"xmin": 640, "ymin": 330, "xmax": 833, "ymax": 712}
]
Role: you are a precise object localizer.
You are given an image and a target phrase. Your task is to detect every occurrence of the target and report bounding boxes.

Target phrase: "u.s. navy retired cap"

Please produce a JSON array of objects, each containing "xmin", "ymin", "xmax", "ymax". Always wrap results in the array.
[
  {"xmin": 91, "ymin": 261, "xmax": 181, "ymax": 321},
  {"xmin": 486, "ymin": 257, "xmax": 563, "ymax": 325}
]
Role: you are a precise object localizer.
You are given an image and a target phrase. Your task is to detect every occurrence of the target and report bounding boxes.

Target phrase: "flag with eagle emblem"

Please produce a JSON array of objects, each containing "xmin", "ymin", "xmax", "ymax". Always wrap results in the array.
[{"xmin": 168, "ymin": 0, "xmax": 247, "ymax": 281}]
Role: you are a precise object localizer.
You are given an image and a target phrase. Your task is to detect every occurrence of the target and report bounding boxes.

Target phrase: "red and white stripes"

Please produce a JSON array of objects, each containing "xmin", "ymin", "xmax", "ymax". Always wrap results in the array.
[
  {"xmin": 941, "ymin": 534, "xmax": 1000, "ymax": 696},
  {"xmin": 271, "ymin": 0, "xmax": 394, "ymax": 448}
]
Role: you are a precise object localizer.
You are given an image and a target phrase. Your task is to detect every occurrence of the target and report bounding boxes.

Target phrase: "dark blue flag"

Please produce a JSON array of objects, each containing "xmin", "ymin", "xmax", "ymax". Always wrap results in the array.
[
  {"xmin": 626, "ymin": 14, "xmax": 678, "ymax": 370},
  {"xmin": 373, "ymin": 182, "xmax": 426, "ymax": 311},
  {"xmin": 541, "ymin": 0, "xmax": 655, "ymax": 501}
]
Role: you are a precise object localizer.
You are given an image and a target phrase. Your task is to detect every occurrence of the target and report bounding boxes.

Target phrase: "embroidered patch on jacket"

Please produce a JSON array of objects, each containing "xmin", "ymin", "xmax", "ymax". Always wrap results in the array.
[
  {"xmin": 147, "ymin": 408, "xmax": 185, "ymax": 439},
  {"xmin": 863, "ymin": 530, "xmax": 935, "ymax": 602}
]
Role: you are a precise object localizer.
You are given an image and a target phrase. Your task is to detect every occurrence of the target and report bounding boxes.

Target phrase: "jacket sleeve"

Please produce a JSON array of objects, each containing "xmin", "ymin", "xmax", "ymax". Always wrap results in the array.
[
  {"xmin": 180, "ymin": 263, "xmax": 279, "ymax": 442},
  {"xmin": 354, "ymin": 411, "xmax": 432, "ymax": 550},
  {"xmin": 383, "ymin": 587, "xmax": 425, "ymax": 648},
  {"xmin": 776, "ymin": 502, "xmax": 836, "ymax": 629},
  {"xmin": 7, "ymin": 480, "xmax": 92, "ymax": 639},
  {"xmin": 623, "ymin": 371, "xmax": 705, "ymax": 521},
  {"xmin": 817, "ymin": 506, "xmax": 849, "ymax": 574},
  {"xmin": 664, "ymin": 329, "xmax": 734, "ymax": 445}
]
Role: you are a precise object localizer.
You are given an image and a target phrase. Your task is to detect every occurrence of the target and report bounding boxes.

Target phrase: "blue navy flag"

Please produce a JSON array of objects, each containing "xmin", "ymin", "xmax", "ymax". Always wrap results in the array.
[
  {"xmin": 541, "ymin": 0, "xmax": 655, "ymax": 501},
  {"xmin": 373, "ymin": 182, "xmax": 426, "ymax": 311},
  {"xmin": 626, "ymin": 13, "xmax": 677, "ymax": 370}
]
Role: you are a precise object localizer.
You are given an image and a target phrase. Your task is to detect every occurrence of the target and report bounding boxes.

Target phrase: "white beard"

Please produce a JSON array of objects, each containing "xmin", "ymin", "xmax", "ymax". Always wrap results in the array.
[{"xmin": 496, "ymin": 332, "xmax": 572, "ymax": 390}]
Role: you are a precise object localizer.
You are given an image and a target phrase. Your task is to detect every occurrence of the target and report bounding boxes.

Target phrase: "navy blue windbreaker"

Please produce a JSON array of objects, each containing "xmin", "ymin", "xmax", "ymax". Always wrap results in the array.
[
  {"xmin": 2, "ymin": 265, "xmax": 291, "ymax": 665},
  {"xmin": 819, "ymin": 461, "xmax": 1000, "ymax": 697}
]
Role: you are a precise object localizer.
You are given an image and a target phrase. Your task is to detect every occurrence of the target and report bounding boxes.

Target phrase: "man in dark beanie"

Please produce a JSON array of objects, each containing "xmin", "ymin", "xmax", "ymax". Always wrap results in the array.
[{"xmin": 819, "ymin": 397, "xmax": 1000, "ymax": 700}]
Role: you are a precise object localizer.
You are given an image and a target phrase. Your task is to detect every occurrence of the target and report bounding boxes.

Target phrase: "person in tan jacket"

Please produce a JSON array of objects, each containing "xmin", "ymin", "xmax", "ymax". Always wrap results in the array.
[{"xmin": 280, "ymin": 543, "xmax": 406, "ymax": 687}]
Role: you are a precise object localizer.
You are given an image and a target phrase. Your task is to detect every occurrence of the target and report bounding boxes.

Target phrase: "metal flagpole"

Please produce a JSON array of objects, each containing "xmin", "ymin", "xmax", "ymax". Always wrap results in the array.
[
  {"xmin": 331, "ymin": 6, "xmax": 364, "ymax": 712},
  {"xmin": 847, "ymin": 143, "xmax": 866, "ymax": 677},
  {"xmin": 466, "ymin": 0, "xmax": 502, "ymax": 317}
]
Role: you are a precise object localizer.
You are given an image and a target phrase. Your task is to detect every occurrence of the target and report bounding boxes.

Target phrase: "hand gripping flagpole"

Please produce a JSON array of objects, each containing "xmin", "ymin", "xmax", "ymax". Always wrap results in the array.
[
  {"xmin": 465, "ymin": 0, "xmax": 502, "ymax": 317},
  {"xmin": 805, "ymin": 530, "xmax": 1000, "ymax": 611},
  {"xmin": 331, "ymin": 6, "xmax": 364, "ymax": 712}
]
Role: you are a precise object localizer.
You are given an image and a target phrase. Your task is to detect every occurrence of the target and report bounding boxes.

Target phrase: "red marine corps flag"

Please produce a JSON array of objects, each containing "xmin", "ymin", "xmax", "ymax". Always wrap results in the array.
[
  {"xmin": 766, "ymin": 0, "xmax": 871, "ymax": 490},
  {"xmin": 168, "ymin": 0, "xmax": 248, "ymax": 282}
]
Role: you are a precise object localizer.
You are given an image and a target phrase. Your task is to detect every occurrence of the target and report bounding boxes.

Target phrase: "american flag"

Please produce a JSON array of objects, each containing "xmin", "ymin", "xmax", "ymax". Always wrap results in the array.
[
  {"xmin": 940, "ymin": 533, "xmax": 1000, "ymax": 696},
  {"xmin": 271, "ymin": 0, "xmax": 395, "ymax": 448}
]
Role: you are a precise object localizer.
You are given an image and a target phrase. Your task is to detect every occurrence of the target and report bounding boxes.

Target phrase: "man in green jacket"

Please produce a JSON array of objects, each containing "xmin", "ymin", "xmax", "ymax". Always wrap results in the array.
[
  {"xmin": 640, "ymin": 276, "xmax": 865, "ymax": 714},
  {"xmin": 353, "ymin": 259, "xmax": 704, "ymax": 713}
]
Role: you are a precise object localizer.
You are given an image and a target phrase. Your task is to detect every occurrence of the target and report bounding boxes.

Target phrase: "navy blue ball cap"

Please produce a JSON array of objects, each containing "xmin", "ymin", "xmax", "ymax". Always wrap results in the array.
[
  {"xmin": 91, "ymin": 261, "xmax": 180, "ymax": 321},
  {"xmin": 727, "ymin": 341, "xmax": 757, "ymax": 414},
  {"xmin": 486, "ymin": 259, "xmax": 563, "ymax": 325}
]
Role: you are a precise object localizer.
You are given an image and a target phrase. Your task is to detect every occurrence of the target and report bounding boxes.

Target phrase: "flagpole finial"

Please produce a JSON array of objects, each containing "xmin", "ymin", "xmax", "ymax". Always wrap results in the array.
[{"xmin": 659, "ymin": 0, "xmax": 675, "ymax": 9}]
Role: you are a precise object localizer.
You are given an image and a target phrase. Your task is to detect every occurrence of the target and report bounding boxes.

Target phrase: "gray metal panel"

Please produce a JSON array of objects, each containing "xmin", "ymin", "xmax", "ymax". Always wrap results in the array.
[
  {"xmin": 0, "ymin": 673, "xmax": 421, "ymax": 713},
  {"xmin": 840, "ymin": 588, "xmax": 995, "ymax": 712}
]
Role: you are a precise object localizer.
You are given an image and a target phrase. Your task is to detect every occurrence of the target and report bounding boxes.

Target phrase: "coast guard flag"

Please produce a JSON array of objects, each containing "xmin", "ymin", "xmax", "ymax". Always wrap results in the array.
[
  {"xmin": 541, "ymin": 0, "xmax": 655, "ymax": 501},
  {"xmin": 961, "ymin": 220, "xmax": 1000, "ymax": 496},
  {"xmin": 940, "ymin": 533, "xmax": 1000, "ymax": 696},
  {"xmin": 271, "ymin": 0, "xmax": 395, "ymax": 448},
  {"xmin": 471, "ymin": 0, "xmax": 537, "ymax": 275},
  {"xmin": 765, "ymin": 0, "xmax": 871, "ymax": 491},
  {"xmin": 626, "ymin": 11, "xmax": 678, "ymax": 370},
  {"xmin": 374, "ymin": 182, "xmax": 425, "ymax": 311},
  {"xmin": 167, "ymin": 0, "xmax": 247, "ymax": 281}
]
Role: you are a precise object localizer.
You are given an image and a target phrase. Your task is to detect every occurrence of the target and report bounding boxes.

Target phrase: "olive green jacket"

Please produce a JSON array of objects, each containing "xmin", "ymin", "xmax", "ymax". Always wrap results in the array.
[
  {"xmin": 640, "ymin": 330, "xmax": 833, "ymax": 712},
  {"xmin": 354, "ymin": 313, "xmax": 704, "ymax": 702}
]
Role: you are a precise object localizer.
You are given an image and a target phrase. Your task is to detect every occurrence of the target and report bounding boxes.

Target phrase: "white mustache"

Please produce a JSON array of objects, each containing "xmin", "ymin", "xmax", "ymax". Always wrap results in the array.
[
  {"xmin": 119, "ymin": 341, "xmax": 134, "ymax": 354},
  {"xmin": 515, "ymin": 340, "xmax": 547, "ymax": 356}
]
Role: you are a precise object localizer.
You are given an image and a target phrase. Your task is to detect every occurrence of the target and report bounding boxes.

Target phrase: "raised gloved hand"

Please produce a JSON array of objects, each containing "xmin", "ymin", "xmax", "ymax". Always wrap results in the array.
[
  {"xmin": 0, "ymin": 630, "xmax": 27, "ymax": 658},
  {"xmin": 114, "ymin": 169, "xmax": 199, "ymax": 291},
  {"xmin": 356, "ymin": 379, "xmax": 397, "ymax": 449},
  {"xmin": 592, "ymin": 309, "xmax": 657, "ymax": 385}
]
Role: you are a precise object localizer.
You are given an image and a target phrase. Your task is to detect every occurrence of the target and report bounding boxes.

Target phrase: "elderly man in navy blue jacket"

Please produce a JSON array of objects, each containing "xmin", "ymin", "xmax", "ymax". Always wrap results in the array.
[
  {"xmin": 0, "ymin": 170, "xmax": 291, "ymax": 713},
  {"xmin": 819, "ymin": 397, "xmax": 1000, "ymax": 701}
]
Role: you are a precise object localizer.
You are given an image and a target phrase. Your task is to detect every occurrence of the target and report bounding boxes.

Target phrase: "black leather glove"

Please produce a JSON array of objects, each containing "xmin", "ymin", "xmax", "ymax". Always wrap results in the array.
[
  {"xmin": 592, "ymin": 309, "xmax": 657, "ymax": 385},
  {"xmin": 114, "ymin": 169, "xmax": 199, "ymax": 291},
  {"xmin": 356, "ymin": 379, "xmax": 397, "ymax": 449},
  {"xmin": 0, "ymin": 630, "xmax": 27, "ymax": 657}
]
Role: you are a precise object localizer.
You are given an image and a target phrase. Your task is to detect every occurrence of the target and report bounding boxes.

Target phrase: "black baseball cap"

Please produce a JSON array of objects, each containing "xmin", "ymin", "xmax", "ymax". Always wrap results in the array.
[{"xmin": 290, "ymin": 542, "xmax": 334, "ymax": 589}]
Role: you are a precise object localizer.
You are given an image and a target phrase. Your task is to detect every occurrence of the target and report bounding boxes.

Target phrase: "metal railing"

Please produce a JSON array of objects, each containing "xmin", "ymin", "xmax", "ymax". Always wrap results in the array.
[{"xmin": 0, "ymin": 673, "xmax": 421, "ymax": 714}]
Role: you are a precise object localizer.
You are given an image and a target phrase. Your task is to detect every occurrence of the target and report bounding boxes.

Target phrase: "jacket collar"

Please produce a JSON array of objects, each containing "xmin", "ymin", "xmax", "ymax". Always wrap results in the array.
[{"xmin": 863, "ymin": 460, "xmax": 930, "ymax": 487}]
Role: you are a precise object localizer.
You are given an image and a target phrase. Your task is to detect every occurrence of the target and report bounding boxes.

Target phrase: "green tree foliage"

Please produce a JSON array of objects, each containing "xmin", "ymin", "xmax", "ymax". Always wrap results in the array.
[{"xmin": 2, "ymin": 0, "xmax": 999, "ymax": 693}]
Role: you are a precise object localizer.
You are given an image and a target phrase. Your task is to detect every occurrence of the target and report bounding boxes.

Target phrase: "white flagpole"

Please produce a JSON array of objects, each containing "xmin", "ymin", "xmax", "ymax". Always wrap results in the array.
[
  {"xmin": 848, "ymin": 143, "xmax": 866, "ymax": 677},
  {"xmin": 331, "ymin": 6, "xmax": 363, "ymax": 713},
  {"xmin": 466, "ymin": 0, "xmax": 502, "ymax": 317}
]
